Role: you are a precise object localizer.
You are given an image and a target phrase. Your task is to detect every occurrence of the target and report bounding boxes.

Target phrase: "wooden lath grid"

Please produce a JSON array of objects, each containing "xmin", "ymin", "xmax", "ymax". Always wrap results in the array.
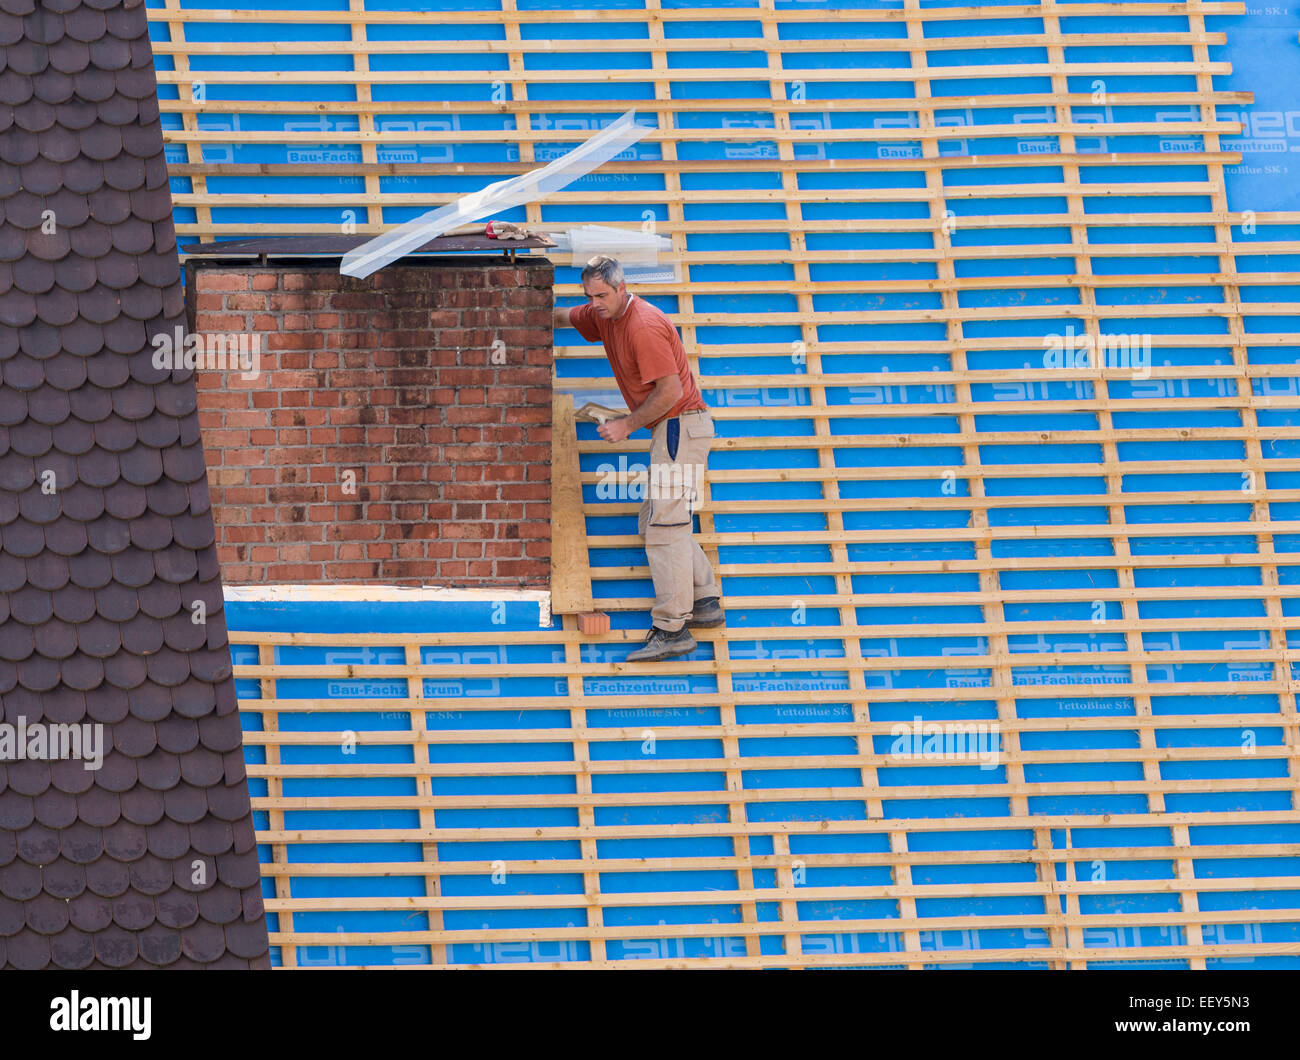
[
  {"xmin": 231, "ymin": 618, "xmax": 1300, "ymax": 967},
  {"xmin": 182, "ymin": 0, "xmax": 1300, "ymax": 966}
]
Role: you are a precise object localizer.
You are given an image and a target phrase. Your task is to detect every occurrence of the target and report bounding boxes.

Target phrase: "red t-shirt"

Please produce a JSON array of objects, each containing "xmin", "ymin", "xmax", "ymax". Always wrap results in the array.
[{"xmin": 569, "ymin": 294, "xmax": 707, "ymax": 429}]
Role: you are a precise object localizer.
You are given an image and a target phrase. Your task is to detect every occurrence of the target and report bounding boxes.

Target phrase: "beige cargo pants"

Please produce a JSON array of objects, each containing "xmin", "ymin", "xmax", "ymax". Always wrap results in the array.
[{"xmin": 637, "ymin": 408, "xmax": 719, "ymax": 632}]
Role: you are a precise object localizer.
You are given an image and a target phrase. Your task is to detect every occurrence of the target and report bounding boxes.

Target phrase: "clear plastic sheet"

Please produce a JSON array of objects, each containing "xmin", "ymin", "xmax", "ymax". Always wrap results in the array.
[
  {"xmin": 340, "ymin": 109, "xmax": 651, "ymax": 279},
  {"xmin": 550, "ymin": 224, "xmax": 678, "ymax": 283}
]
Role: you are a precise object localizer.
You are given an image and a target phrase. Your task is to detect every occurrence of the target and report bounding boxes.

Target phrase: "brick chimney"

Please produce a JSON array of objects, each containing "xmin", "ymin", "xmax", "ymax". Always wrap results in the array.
[{"xmin": 185, "ymin": 258, "xmax": 554, "ymax": 587}]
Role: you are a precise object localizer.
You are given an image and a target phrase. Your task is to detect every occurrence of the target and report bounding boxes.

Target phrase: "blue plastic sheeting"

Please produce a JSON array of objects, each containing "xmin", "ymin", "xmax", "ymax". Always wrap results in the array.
[{"xmin": 228, "ymin": 594, "xmax": 1300, "ymax": 968}]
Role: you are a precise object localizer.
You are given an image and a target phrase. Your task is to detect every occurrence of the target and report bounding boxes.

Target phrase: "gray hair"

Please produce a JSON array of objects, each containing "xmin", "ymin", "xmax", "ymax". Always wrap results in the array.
[{"xmin": 580, "ymin": 255, "xmax": 624, "ymax": 289}]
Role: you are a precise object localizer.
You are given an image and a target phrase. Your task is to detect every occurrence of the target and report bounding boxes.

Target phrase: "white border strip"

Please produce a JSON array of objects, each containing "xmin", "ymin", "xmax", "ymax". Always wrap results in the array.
[{"xmin": 223, "ymin": 584, "xmax": 553, "ymax": 628}]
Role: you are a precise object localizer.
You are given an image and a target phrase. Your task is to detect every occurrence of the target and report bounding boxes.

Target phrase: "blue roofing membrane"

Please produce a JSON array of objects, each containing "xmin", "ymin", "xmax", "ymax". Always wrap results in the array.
[{"xmin": 158, "ymin": 0, "xmax": 1300, "ymax": 966}]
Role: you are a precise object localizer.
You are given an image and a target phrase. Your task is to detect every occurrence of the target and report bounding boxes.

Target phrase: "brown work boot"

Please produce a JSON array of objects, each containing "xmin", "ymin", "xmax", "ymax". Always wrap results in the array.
[
  {"xmin": 686, "ymin": 596, "xmax": 725, "ymax": 629},
  {"xmin": 626, "ymin": 625, "xmax": 698, "ymax": 662}
]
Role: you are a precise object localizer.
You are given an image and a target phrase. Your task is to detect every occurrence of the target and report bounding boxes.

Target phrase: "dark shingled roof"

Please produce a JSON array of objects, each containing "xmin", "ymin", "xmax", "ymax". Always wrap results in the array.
[{"xmin": 0, "ymin": 0, "xmax": 270, "ymax": 968}]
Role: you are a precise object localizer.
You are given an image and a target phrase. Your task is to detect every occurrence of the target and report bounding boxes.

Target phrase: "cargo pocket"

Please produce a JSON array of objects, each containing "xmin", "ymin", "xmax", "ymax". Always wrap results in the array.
[
  {"xmin": 684, "ymin": 415, "xmax": 715, "ymax": 440},
  {"xmin": 647, "ymin": 490, "xmax": 691, "ymax": 533}
]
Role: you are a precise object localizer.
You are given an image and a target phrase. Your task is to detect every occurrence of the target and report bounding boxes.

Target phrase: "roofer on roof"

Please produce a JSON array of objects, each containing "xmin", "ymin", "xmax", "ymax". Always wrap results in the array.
[{"xmin": 555, "ymin": 255, "xmax": 725, "ymax": 661}]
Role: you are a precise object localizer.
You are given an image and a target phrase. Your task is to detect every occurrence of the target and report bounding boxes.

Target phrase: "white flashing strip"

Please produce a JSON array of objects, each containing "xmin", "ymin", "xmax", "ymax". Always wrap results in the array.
[
  {"xmin": 223, "ymin": 584, "xmax": 553, "ymax": 628},
  {"xmin": 339, "ymin": 109, "xmax": 651, "ymax": 279}
]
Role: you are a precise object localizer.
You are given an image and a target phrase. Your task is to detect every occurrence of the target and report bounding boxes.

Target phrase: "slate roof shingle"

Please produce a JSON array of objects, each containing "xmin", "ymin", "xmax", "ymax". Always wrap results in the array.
[{"xmin": 0, "ymin": 0, "xmax": 270, "ymax": 968}]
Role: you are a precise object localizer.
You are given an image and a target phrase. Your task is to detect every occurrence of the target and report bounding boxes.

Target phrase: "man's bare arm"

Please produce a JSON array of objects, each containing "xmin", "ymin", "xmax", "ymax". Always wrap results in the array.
[
  {"xmin": 621, "ymin": 373, "xmax": 682, "ymax": 434},
  {"xmin": 597, "ymin": 375, "xmax": 680, "ymax": 442},
  {"xmin": 552, "ymin": 306, "xmax": 572, "ymax": 331}
]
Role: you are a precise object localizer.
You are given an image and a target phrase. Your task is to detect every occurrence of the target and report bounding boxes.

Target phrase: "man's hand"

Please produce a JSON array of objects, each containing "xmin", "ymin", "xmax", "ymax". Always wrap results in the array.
[
  {"xmin": 597, "ymin": 416, "xmax": 632, "ymax": 443},
  {"xmin": 597, "ymin": 374, "xmax": 681, "ymax": 442}
]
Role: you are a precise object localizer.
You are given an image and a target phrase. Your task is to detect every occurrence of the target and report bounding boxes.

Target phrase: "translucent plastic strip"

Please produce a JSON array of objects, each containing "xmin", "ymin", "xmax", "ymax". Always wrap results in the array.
[
  {"xmin": 553, "ymin": 223, "xmax": 679, "ymax": 283},
  {"xmin": 558, "ymin": 224, "xmax": 670, "ymax": 268},
  {"xmin": 340, "ymin": 109, "xmax": 651, "ymax": 279}
]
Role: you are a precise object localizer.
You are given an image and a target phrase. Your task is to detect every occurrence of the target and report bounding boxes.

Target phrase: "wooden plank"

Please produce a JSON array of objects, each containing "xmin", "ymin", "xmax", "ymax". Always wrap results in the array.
[
  {"xmin": 237, "ymin": 720, "xmax": 1300, "ymax": 744},
  {"xmin": 254, "ymin": 942, "xmax": 1295, "ymax": 968},
  {"xmin": 261, "ymin": 906, "xmax": 1300, "ymax": 934},
  {"xmin": 157, "ymin": 91, "xmax": 1255, "ymax": 117},
  {"xmin": 235, "ymin": 744, "xmax": 1300, "ymax": 770},
  {"xmin": 258, "ymin": 942, "xmax": 1297, "ymax": 970},
  {"xmin": 162, "ymin": 149, "xmax": 1256, "ymax": 179},
  {"xmin": 405, "ymin": 644, "xmax": 447, "ymax": 965},
  {"xmin": 549, "ymin": 392, "xmax": 593, "ymax": 614},
  {"xmin": 229, "ymin": 647, "xmax": 1300, "ymax": 680},
  {"xmin": 160, "ymin": 120, "xmax": 1242, "ymax": 146},
  {"xmin": 257, "ymin": 643, "xmax": 295, "ymax": 968},
  {"xmin": 231, "ymin": 774, "xmax": 1300, "ymax": 805},
  {"xmin": 141, "ymin": 3, "xmax": 1248, "ymax": 24},
  {"xmin": 249, "ymin": 841, "xmax": 1300, "ymax": 876},
  {"xmin": 150, "ymin": 61, "xmax": 1236, "ymax": 86},
  {"xmin": 252, "ymin": 875, "xmax": 1300, "ymax": 907},
  {"xmin": 150, "ymin": 30, "xmax": 1235, "ymax": 58},
  {"xmin": 160, "ymin": 0, "xmax": 213, "ymax": 260},
  {"xmin": 645, "ymin": 0, "xmax": 763, "ymax": 963},
  {"xmin": 240, "ymin": 806, "xmax": 1300, "ymax": 841}
]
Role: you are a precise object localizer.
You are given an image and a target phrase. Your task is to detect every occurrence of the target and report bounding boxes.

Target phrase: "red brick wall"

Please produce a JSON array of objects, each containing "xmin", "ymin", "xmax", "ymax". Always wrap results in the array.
[{"xmin": 186, "ymin": 258, "xmax": 554, "ymax": 587}]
